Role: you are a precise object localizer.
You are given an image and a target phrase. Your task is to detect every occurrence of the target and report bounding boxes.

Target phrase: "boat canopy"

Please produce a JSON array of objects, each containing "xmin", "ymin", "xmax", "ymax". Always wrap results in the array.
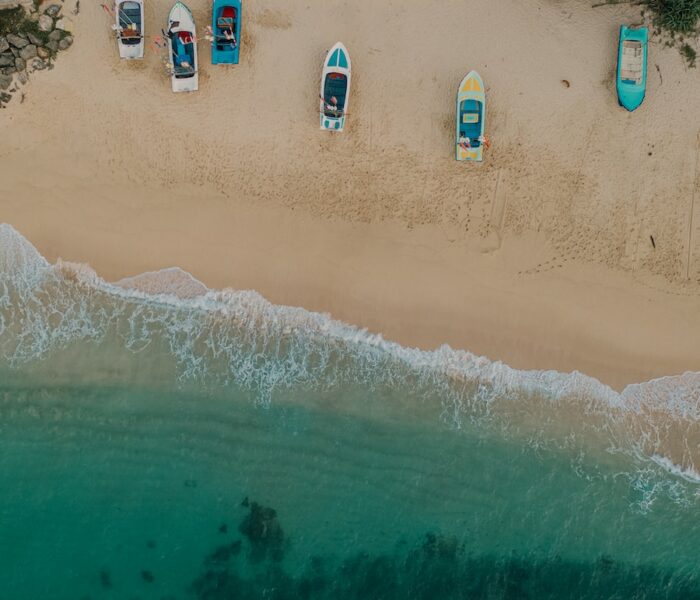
[
  {"xmin": 459, "ymin": 99, "xmax": 483, "ymax": 146},
  {"xmin": 323, "ymin": 72, "xmax": 347, "ymax": 114},
  {"xmin": 118, "ymin": 1, "xmax": 142, "ymax": 44},
  {"xmin": 620, "ymin": 40, "xmax": 643, "ymax": 84}
]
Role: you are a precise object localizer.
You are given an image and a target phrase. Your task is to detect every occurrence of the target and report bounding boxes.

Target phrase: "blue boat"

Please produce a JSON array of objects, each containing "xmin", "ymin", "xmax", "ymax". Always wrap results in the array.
[
  {"xmin": 616, "ymin": 26, "xmax": 648, "ymax": 111},
  {"xmin": 211, "ymin": 0, "xmax": 241, "ymax": 65}
]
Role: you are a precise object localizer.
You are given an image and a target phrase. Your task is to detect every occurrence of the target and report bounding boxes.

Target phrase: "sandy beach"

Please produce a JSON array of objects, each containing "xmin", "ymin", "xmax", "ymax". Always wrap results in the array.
[{"xmin": 1, "ymin": 0, "xmax": 700, "ymax": 390}]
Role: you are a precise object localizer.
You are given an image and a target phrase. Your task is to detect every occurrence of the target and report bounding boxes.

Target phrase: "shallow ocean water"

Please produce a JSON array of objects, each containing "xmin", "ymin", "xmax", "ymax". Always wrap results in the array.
[{"xmin": 1, "ymin": 224, "xmax": 700, "ymax": 599}]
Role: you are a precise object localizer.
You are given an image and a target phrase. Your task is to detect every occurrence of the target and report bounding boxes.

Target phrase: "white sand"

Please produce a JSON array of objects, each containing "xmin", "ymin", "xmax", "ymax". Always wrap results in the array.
[{"xmin": 1, "ymin": 0, "xmax": 699, "ymax": 389}]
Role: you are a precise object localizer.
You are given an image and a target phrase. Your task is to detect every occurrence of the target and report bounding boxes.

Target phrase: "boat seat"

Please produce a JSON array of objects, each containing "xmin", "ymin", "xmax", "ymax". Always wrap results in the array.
[{"xmin": 462, "ymin": 113, "xmax": 479, "ymax": 124}]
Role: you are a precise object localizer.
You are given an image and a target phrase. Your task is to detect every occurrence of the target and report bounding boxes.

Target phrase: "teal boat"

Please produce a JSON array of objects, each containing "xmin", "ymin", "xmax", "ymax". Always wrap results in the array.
[
  {"xmin": 616, "ymin": 26, "xmax": 648, "ymax": 111},
  {"xmin": 211, "ymin": 0, "xmax": 241, "ymax": 65}
]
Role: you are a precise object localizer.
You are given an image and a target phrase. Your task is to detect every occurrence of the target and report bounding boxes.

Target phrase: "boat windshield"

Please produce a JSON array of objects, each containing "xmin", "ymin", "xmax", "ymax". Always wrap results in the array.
[
  {"xmin": 323, "ymin": 72, "xmax": 347, "ymax": 117},
  {"xmin": 119, "ymin": 2, "xmax": 141, "ymax": 45}
]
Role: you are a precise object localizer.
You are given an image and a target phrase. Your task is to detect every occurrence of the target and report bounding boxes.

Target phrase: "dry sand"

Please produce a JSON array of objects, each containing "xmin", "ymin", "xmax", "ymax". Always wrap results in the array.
[{"xmin": 1, "ymin": 0, "xmax": 700, "ymax": 390}]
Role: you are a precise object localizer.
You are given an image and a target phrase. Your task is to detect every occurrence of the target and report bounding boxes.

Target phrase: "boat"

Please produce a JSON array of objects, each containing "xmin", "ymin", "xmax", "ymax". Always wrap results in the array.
[
  {"xmin": 167, "ymin": 1, "xmax": 198, "ymax": 93},
  {"xmin": 455, "ymin": 70, "xmax": 486, "ymax": 162},
  {"xmin": 319, "ymin": 42, "xmax": 351, "ymax": 131},
  {"xmin": 211, "ymin": 0, "xmax": 241, "ymax": 64},
  {"xmin": 115, "ymin": 0, "xmax": 144, "ymax": 59},
  {"xmin": 616, "ymin": 25, "xmax": 648, "ymax": 111}
]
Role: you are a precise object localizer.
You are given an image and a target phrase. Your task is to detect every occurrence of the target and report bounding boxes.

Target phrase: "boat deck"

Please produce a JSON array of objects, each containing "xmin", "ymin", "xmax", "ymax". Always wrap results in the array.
[{"xmin": 620, "ymin": 40, "xmax": 643, "ymax": 84}]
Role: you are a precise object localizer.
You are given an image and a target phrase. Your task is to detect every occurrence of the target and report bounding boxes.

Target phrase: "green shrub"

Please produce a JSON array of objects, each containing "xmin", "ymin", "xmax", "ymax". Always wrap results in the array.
[
  {"xmin": 0, "ymin": 6, "xmax": 25, "ymax": 36},
  {"xmin": 681, "ymin": 41, "xmax": 698, "ymax": 64},
  {"xmin": 646, "ymin": 0, "xmax": 700, "ymax": 34}
]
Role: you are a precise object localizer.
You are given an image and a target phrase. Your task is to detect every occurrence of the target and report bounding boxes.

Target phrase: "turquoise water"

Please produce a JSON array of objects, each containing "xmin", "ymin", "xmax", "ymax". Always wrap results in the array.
[{"xmin": 1, "ymin": 224, "xmax": 700, "ymax": 599}]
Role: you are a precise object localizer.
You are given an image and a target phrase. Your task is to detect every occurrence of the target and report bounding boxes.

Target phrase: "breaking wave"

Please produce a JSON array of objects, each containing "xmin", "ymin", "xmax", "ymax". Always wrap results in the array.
[{"xmin": 1, "ymin": 223, "xmax": 699, "ymax": 492}]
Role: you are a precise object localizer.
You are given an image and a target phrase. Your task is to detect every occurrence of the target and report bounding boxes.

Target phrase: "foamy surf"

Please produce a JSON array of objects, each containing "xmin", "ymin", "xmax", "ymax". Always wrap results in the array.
[{"xmin": 1, "ymin": 222, "xmax": 699, "ymax": 485}]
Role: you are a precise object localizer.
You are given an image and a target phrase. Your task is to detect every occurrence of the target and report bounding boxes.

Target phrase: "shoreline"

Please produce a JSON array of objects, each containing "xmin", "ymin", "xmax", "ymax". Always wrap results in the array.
[
  {"xmin": 3, "ymin": 188, "xmax": 700, "ymax": 392},
  {"xmin": 1, "ymin": 0, "xmax": 700, "ymax": 391}
]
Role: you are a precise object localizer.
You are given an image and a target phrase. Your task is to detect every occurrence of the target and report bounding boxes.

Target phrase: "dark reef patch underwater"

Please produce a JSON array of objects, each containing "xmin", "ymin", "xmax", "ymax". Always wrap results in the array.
[{"xmin": 1, "ymin": 223, "xmax": 700, "ymax": 599}]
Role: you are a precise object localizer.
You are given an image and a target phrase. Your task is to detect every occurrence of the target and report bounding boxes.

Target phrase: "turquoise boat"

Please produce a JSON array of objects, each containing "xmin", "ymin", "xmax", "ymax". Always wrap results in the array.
[
  {"xmin": 211, "ymin": 0, "xmax": 241, "ymax": 65},
  {"xmin": 616, "ymin": 26, "xmax": 648, "ymax": 111},
  {"xmin": 456, "ymin": 70, "xmax": 486, "ymax": 162}
]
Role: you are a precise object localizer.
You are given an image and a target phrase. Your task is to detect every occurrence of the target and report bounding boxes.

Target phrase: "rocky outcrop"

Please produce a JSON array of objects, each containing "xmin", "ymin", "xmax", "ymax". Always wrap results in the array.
[{"xmin": 0, "ymin": 4, "xmax": 76, "ymax": 107}]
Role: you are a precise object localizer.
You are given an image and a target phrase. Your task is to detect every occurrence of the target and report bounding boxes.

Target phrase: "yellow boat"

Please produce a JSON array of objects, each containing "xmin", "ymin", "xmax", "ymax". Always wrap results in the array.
[{"xmin": 455, "ymin": 71, "xmax": 486, "ymax": 162}]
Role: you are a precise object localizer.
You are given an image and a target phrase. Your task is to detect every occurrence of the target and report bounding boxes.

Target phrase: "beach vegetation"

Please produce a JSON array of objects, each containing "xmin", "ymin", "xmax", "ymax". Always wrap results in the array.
[
  {"xmin": 681, "ymin": 41, "xmax": 698, "ymax": 64},
  {"xmin": 645, "ymin": 0, "xmax": 700, "ymax": 34},
  {"xmin": 0, "ymin": 6, "xmax": 25, "ymax": 36}
]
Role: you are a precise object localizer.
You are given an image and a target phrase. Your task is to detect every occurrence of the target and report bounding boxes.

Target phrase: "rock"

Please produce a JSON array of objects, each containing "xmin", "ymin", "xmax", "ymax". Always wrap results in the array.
[
  {"xmin": 44, "ymin": 3, "xmax": 61, "ymax": 17},
  {"xmin": 1, "ymin": 66, "xmax": 16, "ymax": 76},
  {"xmin": 19, "ymin": 45, "xmax": 38, "ymax": 61},
  {"xmin": 37, "ymin": 46, "xmax": 49, "ymax": 59},
  {"xmin": 204, "ymin": 541, "xmax": 242, "ymax": 565},
  {"xmin": 31, "ymin": 58, "xmax": 47, "ymax": 70},
  {"xmin": 10, "ymin": 47, "xmax": 19, "ymax": 58},
  {"xmin": 39, "ymin": 0, "xmax": 60, "ymax": 14},
  {"xmin": 0, "ymin": 74, "xmax": 12, "ymax": 90},
  {"xmin": 14, "ymin": 57, "xmax": 25, "ymax": 71},
  {"xmin": 7, "ymin": 34, "xmax": 29, "ymax": 49},
  {"xmin": 27, "ymin": 33, "xmax": 43, "ymax": 46},
  {"xmin": 0, "ymin": 54, "xmax": 14, "ymax": 68},
  {"xmin": 48, "ymin": 29, "xmax": 62, "ymax": 41},
  {"xmin": 239, "ymin": 501, "xmax": 286, "ymax": 563},
  {"xmin": 46, "ymin": 40, "xmax": 58, "ymax": 52},
  {"xmin": 0, "ymin": 37, "xmax": 9, "ymax": 54},
  {"xmin": 58, "ymin": 36, "xmax": 73, "ymax": 50},
  {"xmin": 0, "ymin": 91, "xmax": 12, "ymax": 104},
  {"xmin": 55, "ymin": 17, "xmax": 73, "ymax": 32},
  {"xmin": 17, "ymin": 32, "xmax": 28, "ymax": 41},
  {"xmin": 38, "ymin": 14, "xmax": 54, "ymax": 32},
  {"xmin": 17, "ymin": 70, "xmax": 28, "ymax": 85}
]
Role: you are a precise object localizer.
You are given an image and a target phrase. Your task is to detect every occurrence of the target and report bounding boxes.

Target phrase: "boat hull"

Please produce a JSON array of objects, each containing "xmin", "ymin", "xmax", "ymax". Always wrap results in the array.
[
  {"xmin": 211, "ymin": 0, "xmax": 241, "ymax": 65},
  {"xmin": 616, "ymin": 26, "xmax": 648, "ymax": 112},
  {"xmin": 168, "ymin": 1, "xmax": 199, "ymax": 92},
  {"xmin": 455, "ymin": 70, "xmax": 486, "ymax": 162},
  {"xmin": 320, "ymin": 42, "xmax": 351, "ymax": 132},
  {"xmin": 116, "ymin": 0, "xmax": 144, "ymax": 59}
]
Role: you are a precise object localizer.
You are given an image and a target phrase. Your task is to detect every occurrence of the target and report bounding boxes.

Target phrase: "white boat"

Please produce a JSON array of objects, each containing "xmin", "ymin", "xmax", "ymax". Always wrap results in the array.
[
  {"xmin": 319, "ymin": 42, "xmax": 351, "ymax": 131},
  {"xmin": 167, "ymin": 1, "xmax": 198, "ymax": 93},
  {"xmin": 115, "ymin": 0, "xmax": 144, "ymax": 59}
]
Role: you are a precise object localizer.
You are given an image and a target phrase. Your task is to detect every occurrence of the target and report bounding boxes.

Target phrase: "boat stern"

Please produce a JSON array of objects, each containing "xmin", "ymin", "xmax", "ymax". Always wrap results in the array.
[
  {"xmin": 171, "ymin": 72, "xmax": 199, "ymax": 92},
  {"xmin": 118, "ymin": 40, "xmax": 144, "ymax": 59},
  {"xmin": 456, "ymin": 144, "xmax": 484, "ymax": 162},
  {"xmin": 320, "ymin": 114, "xmax": 345, "ymax": 131}
]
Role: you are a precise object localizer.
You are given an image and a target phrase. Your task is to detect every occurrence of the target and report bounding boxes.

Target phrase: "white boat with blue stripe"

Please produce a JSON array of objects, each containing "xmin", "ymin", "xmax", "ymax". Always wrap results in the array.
[{"xmin": 319, "ymin": 42, "xmax": 351, "ymax": 132}]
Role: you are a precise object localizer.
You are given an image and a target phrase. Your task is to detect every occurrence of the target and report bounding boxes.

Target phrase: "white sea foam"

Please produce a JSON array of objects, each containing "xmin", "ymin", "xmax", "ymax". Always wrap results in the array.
[
  {"xmin": 650, "ymin": 455, "xmax": 700, "ymax": 485},
  {"xmin": 1, "ymin": 222, "xmax": 700, "ymax": 489}
]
